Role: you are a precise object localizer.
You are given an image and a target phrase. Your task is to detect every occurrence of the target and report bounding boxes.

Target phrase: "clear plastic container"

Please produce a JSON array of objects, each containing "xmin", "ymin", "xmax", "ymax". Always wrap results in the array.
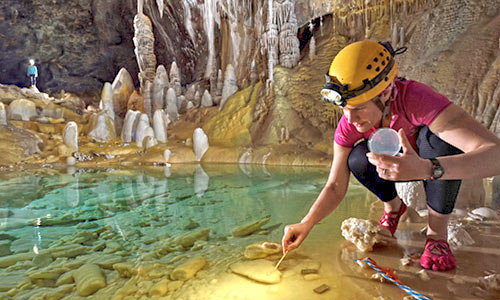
[{"xmin": 368, "ymin": 128, "xmax": 401, "ymax": 156}]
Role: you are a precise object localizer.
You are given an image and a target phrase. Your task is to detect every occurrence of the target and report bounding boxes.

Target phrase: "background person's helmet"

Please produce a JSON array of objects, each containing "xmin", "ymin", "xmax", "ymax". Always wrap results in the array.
[{"xmin": 321, "ymin": 40, "xmax": 401, "ymax": 107}]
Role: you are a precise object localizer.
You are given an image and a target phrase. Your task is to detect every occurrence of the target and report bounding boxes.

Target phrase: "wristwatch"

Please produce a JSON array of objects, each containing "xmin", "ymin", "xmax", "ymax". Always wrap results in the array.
[{"xmin": 429, "ymin": 158, "xmax": 444, "ymax": 180}]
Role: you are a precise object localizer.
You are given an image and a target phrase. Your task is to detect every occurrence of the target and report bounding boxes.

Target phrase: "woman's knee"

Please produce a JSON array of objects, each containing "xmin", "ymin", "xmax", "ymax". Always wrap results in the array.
[{"xmin": 348, "ymin": 141, "xmax": 370, "ymax": 175}]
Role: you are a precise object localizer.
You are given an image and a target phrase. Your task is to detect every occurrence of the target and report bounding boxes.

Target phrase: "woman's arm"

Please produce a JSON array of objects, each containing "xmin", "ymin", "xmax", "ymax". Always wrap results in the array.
[
  {"xmin": 282, "ymin": 142, "xmax": 352, "ymax": 253},
  {"xmin": 428, "ymin": 103, "xmax": 500, "ymax": 179},
  {"xmin": 367, "ymin": 103, "xmax": 500, "ymax": 181}
]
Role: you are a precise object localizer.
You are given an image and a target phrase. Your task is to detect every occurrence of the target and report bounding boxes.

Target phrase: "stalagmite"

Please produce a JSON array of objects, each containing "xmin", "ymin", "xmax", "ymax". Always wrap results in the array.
[
  {"xmin": 220, "ymin": 64, "xmax": 238, "ymax": 111},
  {"xmin": 135, "ymin": 113, "xmax": 154, "ymax": 147},
  {"xmin": 152, "ymin": 65, "xmax": 169, "ymax": 112},
  {"xmin": 169, "ymin": 62, "xmax": 182, "ymax": 97},
  {"xmin": 0, "ymin": 102, "xmax": 7, "ymax": 125},
  {"xmin": 165, "ymin": 87, "xmax": 179, "ymax": 121},
  {"xmin": 392, "ymin": 23, "xmax": 399, "ymax": 47},
  {"xmin": 193, "ymin": 128, "xmax": 209, "ymax": 161},
  {"xmin": 153, "ymin": 109, "xmax": 168, "ymax": 143},
  {"xmin": 194, "ymin": 90, "xmax": 201, "ymax": 107},
  {"xmin": 133, "ymin": 9, "xmax": 157, "ymax": 92},
  {"xmin": 142, "ymin": 81, "xmax": 152, "ymax": 119},
  {"xmin": 88, "ymin": 112, "xmax": 116, "ymax": 143},
  {"xmin": 121, "ymin": 110, "xmax": 141, "ymax": 143},
  {"xmin": 111, "ymin": 68, "xmax": 135, "ymax": 119},
  {"xmin": 63, "ymin": 122, "xmax": 78, "ymax": 153},
  {"xmin": 177, "ymin": 95, "xmax": 187, "ymax": 114},
  {"xmin": 100, "ymin": 82, "xmax": 114, "ymax": 121},
  {"xmin": 309, "ymin": 36, "xmax": 316, "ymax": 61},
  {"xmin": 185, "ymin": 84, "xmax": 196, "ymax": 103},
  {"xmin": 144, "ymin": 135, "xmax": 158, "ymax": 149},
  {"xmin": 201, "ymin": 90, "xmax": 213, "ymax": 107}
]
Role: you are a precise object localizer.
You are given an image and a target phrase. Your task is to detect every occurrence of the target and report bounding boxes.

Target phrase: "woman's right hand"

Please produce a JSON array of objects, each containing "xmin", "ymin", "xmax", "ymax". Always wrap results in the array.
[{"xmin": 281, "ymin": 222, "xmax": 314, "ymax": 254}]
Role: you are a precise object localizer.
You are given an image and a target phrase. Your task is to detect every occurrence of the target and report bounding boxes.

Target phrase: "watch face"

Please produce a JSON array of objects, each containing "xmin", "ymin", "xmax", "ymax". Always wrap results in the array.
[{"xmin": 433, "ymin": 166, "xmax": 444, "ymax": 179}]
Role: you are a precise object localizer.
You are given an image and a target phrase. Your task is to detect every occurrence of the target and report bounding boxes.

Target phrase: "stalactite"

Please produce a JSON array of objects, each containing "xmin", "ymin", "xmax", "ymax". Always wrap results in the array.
[
  {"xmin": 278, "ymin": 0, "xmax": 300, "ymax": 69},
  {"xmin": 156, "ymin": 0, "xmax": 164, "ymax": 18},
  {"xmin": 202, "ymin": 0, "xmax": 219, "ymax": 79}
]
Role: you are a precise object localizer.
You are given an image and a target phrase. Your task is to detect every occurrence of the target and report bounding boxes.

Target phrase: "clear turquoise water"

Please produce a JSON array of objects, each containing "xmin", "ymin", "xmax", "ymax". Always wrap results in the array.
[{"xmin": 1, "ymin": 164, "xmax": 496, "ymax": 299}]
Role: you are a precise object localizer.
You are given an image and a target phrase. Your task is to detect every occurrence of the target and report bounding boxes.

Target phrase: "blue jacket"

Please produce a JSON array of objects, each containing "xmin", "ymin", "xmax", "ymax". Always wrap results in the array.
[{"xmin": 28, "ymin": 65, "xmax": 38, "ymax": 76}]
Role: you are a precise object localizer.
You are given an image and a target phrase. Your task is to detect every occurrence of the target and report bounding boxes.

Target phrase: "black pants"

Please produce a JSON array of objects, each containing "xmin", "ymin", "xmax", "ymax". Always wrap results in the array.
[
  {"xmin": 347, "ymin": 126, "xmax": 462, "ymax": 214},
  {"xmin": 30, "ymin": 75, "xmax": 37, "ymax": 86}
]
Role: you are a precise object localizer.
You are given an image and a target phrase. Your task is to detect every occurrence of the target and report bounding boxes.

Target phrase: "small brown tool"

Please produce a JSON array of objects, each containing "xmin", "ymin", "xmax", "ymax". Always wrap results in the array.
[{"xmin": 272, "ymin": 250, "xmax": 288, "ymax": 272}]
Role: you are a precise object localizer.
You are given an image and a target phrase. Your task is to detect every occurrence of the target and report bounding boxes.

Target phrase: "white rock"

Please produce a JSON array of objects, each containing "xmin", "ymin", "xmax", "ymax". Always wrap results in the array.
[
  {"xmin": 144, "ymin": 135, "xmax": 158, "ymax": 150},
  {"xmin": 88, "ymin": 112, "xmax": 116, "ymax": 143},
  {"xmin": 0, "ymin": 102, "xmax": 7, "ymax": 125},
  {"xmin": 100, "ymin": 82, "xmax": 114, "ymax": 120},
  {"xmin": 193, "ymin": 128, "xmax": 209, "ymax": 161},
  {"xmin": 153, "ymin": 109, "xmax": 168, "ymax": 143},
  {"xmin": 111, "ymin": 67, "xmax": 134, "ymax": 117},
  {"xmin": 169, "ymin": 62, "xmax": 182, "ymax": 97},
  {"xmin": 164, "ymin": 149, "xmax": 171, "ymax": 162},
  {"xmin": 135, "ymin": 114, "xmax": 153, "ymax": 147},
  {"xmin": 152, "ymin": 65, "xmax": 169, "ymax": 111},
  {"xmin": 186, "ymin": 101, "xmax": 194, "ymax": 110},
  {"xmin": 66, "ymin": 156, "xmax": 76, "ymax": 166},
  {"xmin": 220, "ymin": 64, "xmax": 238, "ymax": 110},
  {"xmin": 165, "ymin": 87, "xmax": 179, "ymax": 122},
  {"xmin": 8, "ymin": 99, "xmax": 37, "ymax": 121},
  {"xmin": 201, "ymin": 90, "xmax": 213, "ymax": 107},
  {"xmin": 470, "ymin": 207, "xmax": 499, "ymax": 220},
  {"xmin": 341, "ymin": 218, "xmax": 381, "ymax": 252},
  {"xmin": 447, "ymin": 223, "xmax": 474, "ymax": 249},
  {"xmin": 121, "ymin": 110, "xmax": 141, "ymax": 143},
  {"xmin": 63, "ymin": 122, "xmax": 79, "ymax": 153}
]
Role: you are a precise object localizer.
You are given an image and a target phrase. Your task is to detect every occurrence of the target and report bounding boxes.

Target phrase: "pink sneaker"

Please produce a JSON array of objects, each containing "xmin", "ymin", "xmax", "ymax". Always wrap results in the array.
[
  {"xmin": 420, "ymin": 238, "xmax": 456, "ymax": 271},
  {"xmin": 379, "ymin": 201, "xmax": 407, "ymax": 236}
]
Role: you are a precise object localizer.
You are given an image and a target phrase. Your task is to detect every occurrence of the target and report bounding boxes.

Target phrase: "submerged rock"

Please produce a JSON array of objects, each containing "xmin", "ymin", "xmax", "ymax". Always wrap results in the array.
[
  {"xmin": 447, "ymin": 223, "xmax": 474, "ymax": 249},
  {"xmin": 230, "ymin": 259, "xmax": 281, "ymax": 284},
  {"xmin": 170, "ymin": 257, "xmax": 206, "ymax": 281},
  {"xmin": 231, "ymin": 216, "xmax": 271, "ymax": 237},
  {"xmin": 244, "ymin": 242, "xmax": 281, "ymax": 259},
  {"xmin": 174, "ymin": 228, "xmax": 210, "ymax": 248},
  {"xmin": 74, "ymin": 264, "xmax": 107, "ymax": 296}
]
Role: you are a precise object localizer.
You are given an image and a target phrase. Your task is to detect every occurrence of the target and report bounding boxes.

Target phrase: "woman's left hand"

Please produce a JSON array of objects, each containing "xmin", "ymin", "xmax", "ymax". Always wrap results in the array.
[{"xmin": 366, "ymin": 129, "xmax": 431, "ymax": 181}]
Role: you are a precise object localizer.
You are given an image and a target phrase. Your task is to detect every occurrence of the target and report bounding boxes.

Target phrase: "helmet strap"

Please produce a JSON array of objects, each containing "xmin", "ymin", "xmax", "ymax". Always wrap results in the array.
[{"xmin": 376, "ymin": 81, "xmax": 397, "ymax": 128}]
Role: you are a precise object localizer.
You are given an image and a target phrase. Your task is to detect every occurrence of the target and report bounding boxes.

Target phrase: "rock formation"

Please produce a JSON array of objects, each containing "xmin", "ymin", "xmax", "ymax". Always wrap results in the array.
[
  {"xmin": 134, "ymin": 11, "xmax": 157, "ymax": 92},
  {"xmin": 220, "ymin": 64, "xmax": 238, "ymax": 111},
  {"xmin": 193, "ymin": 128, "xmax": 209, "ymax": 161},
  {"xmin": 165, "ymin": 87, "xmax": 179, "ymax": 122},
  {"xmin": 8, "ymin": 99, "xmax": 37, "ymax": 121},
  {"xmin": 88, "ymin": 112, "xmax": 116, "ymax": 143},
  {"xmin": 63, "ymin": 121, "xmax": 78, "ymax": 153},
  {"xmin": 152, "ymin": 65, "xmax": 169, "ymax": 112},
  {"xmin": 152, "ymin": 109, "xmax": 168, "ymax": 143},
  {"xmin": 201, "ymin": 90, "xmax": 213, "ymax": 107},
  {"xmin": 169, "ymin": 62, "xmax": 182, "ymax": 97},
  {"xmin": 0, "ymin": 102, "xmax": 6, "ymax": 125},
  {"xmin": 112, "ymin": 68, "xmax": 135, "ymax": 119},
  {"xmin": 121, "ymin": 110, "xmax": 141, "ymax": 143}
]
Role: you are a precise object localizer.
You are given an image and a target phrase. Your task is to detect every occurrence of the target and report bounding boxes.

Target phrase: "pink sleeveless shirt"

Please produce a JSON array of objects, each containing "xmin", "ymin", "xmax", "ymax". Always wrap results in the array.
[{"xmin": 334, "ymin": 79, "xmax": 452, "ymax": 151}]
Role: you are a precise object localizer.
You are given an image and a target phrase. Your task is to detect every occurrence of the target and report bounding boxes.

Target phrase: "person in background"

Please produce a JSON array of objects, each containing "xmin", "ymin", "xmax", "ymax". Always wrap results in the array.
[
  {"xmin": 282, "ymin": 40, "xmax": 500, "ymax": 271},
  {"xmin": 27, "ymin": 59, "xmax": 38, "ymax": 87}
]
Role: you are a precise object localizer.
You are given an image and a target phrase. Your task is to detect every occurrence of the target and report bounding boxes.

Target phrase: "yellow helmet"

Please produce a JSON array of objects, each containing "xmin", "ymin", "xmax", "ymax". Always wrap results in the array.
[{"xmin": 321, "ymin": 40, "xmax": 401, "ymax": 107}]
